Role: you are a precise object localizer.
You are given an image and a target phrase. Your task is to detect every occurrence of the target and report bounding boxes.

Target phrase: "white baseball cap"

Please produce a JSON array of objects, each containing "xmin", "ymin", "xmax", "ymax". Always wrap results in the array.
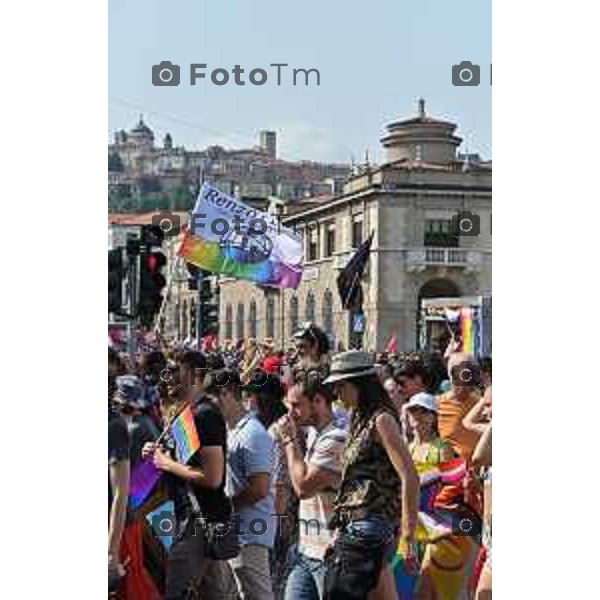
[{"xmin": 404, "ymin": 392, "xmax": 438, "ymax": 414}]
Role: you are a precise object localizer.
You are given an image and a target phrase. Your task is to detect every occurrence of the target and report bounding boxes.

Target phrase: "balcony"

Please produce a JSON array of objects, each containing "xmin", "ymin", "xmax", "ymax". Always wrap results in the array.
[{"xmin": 405, "ymin": 247, "xmax": 487, "ymax": 272}]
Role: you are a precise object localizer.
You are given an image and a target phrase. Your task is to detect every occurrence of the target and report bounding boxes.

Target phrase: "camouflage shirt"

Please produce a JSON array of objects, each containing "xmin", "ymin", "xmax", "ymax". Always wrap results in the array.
[{"xmin": 331, "ymin": 407, "xmax": 401, "ymax": 527}]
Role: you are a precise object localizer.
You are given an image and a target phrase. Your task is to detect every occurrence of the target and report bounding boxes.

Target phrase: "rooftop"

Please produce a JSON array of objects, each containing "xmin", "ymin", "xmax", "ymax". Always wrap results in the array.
[{"xmin": 108, "ymin": 212, "xmax": 188, "ymax": 226}]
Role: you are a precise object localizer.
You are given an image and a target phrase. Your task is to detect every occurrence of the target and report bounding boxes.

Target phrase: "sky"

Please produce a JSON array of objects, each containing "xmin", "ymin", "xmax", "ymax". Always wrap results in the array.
[{"xmin": 109, "ymin": 0, "xmax": 491, "ymax": 163}]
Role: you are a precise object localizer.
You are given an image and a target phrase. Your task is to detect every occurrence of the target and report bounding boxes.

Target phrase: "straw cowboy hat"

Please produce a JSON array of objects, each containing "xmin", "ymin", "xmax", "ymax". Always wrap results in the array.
[{"xmin": 323, "ymin": 350, "xmax": 377, "ymax": 384}]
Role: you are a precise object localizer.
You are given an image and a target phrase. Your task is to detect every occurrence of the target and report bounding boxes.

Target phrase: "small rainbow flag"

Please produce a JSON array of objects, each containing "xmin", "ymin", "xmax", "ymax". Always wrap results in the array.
[{"xmin": 171, "ymin": 405, "xmax": 201, "ymax": 464}]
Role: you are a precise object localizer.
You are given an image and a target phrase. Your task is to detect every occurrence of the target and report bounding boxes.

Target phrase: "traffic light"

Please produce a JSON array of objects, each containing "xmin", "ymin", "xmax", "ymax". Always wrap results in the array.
[
  {"xmin": 199, "ymin": 278, "xmax": 212, "ymax": 302},
  {"xmin": 138, "ymin": 226, "xmax": 167, "ymax": 328},
  {"xmin": 200, "ymin": 301, "xmax": 219, "ymax": 337},
  {"xmin": 200, "ymin": 280, "xmax": 219, "ymax": 337},
  {"xmin": 190, "ymin": 300, "xmax": 197, "ymax": 337},
  {"xmin": 108, "ymin": 248, "xmax": 125, "ymax": 314}
]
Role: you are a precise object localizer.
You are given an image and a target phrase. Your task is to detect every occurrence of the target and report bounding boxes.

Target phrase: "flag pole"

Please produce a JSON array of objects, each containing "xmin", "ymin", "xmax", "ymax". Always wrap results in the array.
[
  {"xmin": 343, "ymin": 270, "xmax": 361, "ymax": 309},
  {"xmin": 154, "ymin": 252, "xmax": 182, "ymax": 334}
]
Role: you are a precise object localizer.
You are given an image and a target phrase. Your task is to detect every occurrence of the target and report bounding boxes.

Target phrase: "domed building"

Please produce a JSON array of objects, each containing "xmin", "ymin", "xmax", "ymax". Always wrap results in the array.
[
  {"xmin": 128, "ymin": 116, "xmax": 155, "ymax": 147},
  {"xmin": 217, "ymin": 99, "xmax": 492, "ymax": 351},
  {"xmin": 380, "ymin": 98, "xmax": 462, "ymax": 164}
]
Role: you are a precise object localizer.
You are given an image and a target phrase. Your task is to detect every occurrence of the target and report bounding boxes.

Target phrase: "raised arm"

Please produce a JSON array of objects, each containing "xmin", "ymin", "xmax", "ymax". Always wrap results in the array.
[
  {"xmin": 472, "ymin": 422, "xmax": 492, "ymax": 467},
  {"xmin": 284, "ymin": 437, "xmax": 339, "ymax": 500},
  {"xmin": 108, "ymin": 457, "xmax": 130, "ymax": 560},
  {"xmin": 462, "ymin": 397, "xmax": 489, "ymax": 435}
]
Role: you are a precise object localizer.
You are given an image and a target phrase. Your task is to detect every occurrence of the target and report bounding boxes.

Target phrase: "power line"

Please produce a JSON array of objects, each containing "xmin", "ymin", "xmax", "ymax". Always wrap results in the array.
[{"xmin": 108, "ymin": 96, "xmax": 257, "ymax": 148}]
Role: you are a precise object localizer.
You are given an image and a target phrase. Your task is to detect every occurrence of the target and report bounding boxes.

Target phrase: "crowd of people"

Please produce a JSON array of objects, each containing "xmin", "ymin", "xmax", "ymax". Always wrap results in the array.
[{"xmin": 108, "ymin": 323, "xmax": 492, "ymax": 600}]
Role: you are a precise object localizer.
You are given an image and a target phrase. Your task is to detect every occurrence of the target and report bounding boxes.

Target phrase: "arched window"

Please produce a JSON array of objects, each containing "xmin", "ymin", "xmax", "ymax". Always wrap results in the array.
[
  {"xmin": 289, "ymin": 295, "xmax": 299, "ymax": 334},
  {"xmin": 266, "ymin": 296, "xmax": 275, "ymax": 339},
  {"xmin": 236, "ymin": 303, "xmax": 245, "ymax": 340},
  {"xmin": 249, "ymin": 300, "xmax": 258, "ymax": 339},
  {"xmin": 305, "ymin": 290, "xmax": 316, "ymax": 324},
  {"xmin": 322, "ymin": 290, "xmax": 333, "ymax": 335},
  {"xmin": 225, "ymin": 304, "xmax": 233, "ymax": 340}
]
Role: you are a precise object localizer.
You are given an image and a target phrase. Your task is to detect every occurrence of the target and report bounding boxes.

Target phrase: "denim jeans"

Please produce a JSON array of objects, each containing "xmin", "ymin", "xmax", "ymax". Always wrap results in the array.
[
  {"xmin": 343, "ymin": 515, "xmax": 396, "ymax": 562},
  {"xmin": 284, "ymin": 546, "xmax": 327, "ymax": 600}
]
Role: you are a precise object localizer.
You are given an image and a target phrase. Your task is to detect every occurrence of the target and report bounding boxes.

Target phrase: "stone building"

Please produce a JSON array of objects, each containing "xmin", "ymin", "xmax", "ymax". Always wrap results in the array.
[
  {"xmin": 217, "ymin": 100, "xmax": 492, "ymax": 351},
  {"xmin": 108, "ymin": 118, "xmax": 350, "ymax": 206}
]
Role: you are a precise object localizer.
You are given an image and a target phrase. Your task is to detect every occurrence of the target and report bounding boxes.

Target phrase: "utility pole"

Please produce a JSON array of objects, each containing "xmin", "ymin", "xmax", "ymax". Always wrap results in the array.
[
  {"xmin": 195, "ymin": 164, "xmax": 204, "ymax": 349},
  {"xmin": 125, "ymin": 235, "xmax": 140, "ymax": 356},
  {"xmin": 196, "ymin": 270, "xmax": 203, "ymax": 347}
]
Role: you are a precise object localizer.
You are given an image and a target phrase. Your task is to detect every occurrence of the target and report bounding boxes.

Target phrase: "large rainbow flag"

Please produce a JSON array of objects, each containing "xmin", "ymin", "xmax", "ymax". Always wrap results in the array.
[
  {"xmin": 178, "ymin": 183, "xmax": 303, "ymax": 289},
  {"xmin": 391, "ymin": 458, "xmax": 479, "ymax": 600}
]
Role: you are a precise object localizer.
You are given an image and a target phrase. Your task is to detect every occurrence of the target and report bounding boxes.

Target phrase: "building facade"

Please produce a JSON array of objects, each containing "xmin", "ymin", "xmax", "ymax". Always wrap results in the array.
[{"xmin": 218, "ymin": 100, "xmax": 492, "ymax": 351}]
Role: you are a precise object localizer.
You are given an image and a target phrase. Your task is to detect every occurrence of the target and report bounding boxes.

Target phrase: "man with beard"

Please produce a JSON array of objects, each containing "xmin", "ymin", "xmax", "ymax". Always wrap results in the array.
[{"xmin": 276, "ymin": 379, "xmax": 347, "ymax": 600}]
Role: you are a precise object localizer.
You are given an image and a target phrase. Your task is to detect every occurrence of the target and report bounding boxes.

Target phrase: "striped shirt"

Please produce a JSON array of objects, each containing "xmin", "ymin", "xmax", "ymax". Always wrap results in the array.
[{"xmin": 298, "ymin": 421, "xmax": 347, "ymax": 560}]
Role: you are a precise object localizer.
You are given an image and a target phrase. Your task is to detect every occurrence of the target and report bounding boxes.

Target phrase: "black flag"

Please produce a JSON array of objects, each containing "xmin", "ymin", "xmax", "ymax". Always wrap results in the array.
[{"xmin": 337, "ymin": 231, "xmax": 374, "ymax": 311}]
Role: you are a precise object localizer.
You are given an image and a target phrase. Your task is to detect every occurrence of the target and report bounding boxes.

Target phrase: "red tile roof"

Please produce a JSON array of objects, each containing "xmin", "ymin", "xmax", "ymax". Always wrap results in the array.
[{"xmin": 108, "ymin": 212, "xmax": 188, "ymax": 225}]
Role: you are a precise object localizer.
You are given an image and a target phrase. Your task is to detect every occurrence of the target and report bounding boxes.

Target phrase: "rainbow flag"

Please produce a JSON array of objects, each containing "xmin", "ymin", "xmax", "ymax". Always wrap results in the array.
[
  {"xmin": 170, "ymin": 405, "xmax": 200, "ymax": 464},
  {"xmin": 460, "ymin": 307, "xmax": 474, "ymax": 355},
  {"xmin": 391, "ymin": 457, "xmax": 472, "ymax": 599},
  {"xmin": 129, "ymin": 458, "xmax": 161, "ymax": 510},
  {"xmin": 439, "ymin": 458, "xmax": 467, "ymax": 483},
  {"xmin": 179, "ymin": 183, "xmax": 303, "ymax": 289}
]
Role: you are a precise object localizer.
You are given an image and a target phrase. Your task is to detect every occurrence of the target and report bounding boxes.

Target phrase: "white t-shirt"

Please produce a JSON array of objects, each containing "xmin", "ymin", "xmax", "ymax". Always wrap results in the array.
[{"xmin": 297, "ymin": 422, "xmax": 347, "ymax": 560}]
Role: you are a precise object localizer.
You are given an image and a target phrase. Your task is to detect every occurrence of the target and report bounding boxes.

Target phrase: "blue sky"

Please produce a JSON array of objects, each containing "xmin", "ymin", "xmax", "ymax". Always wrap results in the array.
[{"xmin": 109, "ymin": 0, "xmax": 491, "ymax": 162}]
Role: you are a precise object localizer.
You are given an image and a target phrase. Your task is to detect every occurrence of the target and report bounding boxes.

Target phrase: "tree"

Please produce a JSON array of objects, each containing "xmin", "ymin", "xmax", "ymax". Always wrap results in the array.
[{"xmin": 171, "ymin": 185, "xmax": 193, "ymax": 211}]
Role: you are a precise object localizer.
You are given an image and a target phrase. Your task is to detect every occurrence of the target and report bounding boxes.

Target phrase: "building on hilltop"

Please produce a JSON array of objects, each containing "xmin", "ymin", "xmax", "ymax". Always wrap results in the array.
[{"xmin": 108, "ymin": 119, "xmax": 350, "ymax": 213}]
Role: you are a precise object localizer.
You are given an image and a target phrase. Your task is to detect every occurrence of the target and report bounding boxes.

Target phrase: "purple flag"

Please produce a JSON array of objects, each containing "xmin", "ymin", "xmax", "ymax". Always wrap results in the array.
[{"xmin": 128, "ymin": 457, "xmax": 161, "ymax": 509}]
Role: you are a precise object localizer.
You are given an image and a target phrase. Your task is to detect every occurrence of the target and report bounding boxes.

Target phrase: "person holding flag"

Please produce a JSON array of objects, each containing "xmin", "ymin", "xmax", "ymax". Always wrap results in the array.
[{"xmin": 142, "ymin": 351, "xmax": 239, "ymax": 599}]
